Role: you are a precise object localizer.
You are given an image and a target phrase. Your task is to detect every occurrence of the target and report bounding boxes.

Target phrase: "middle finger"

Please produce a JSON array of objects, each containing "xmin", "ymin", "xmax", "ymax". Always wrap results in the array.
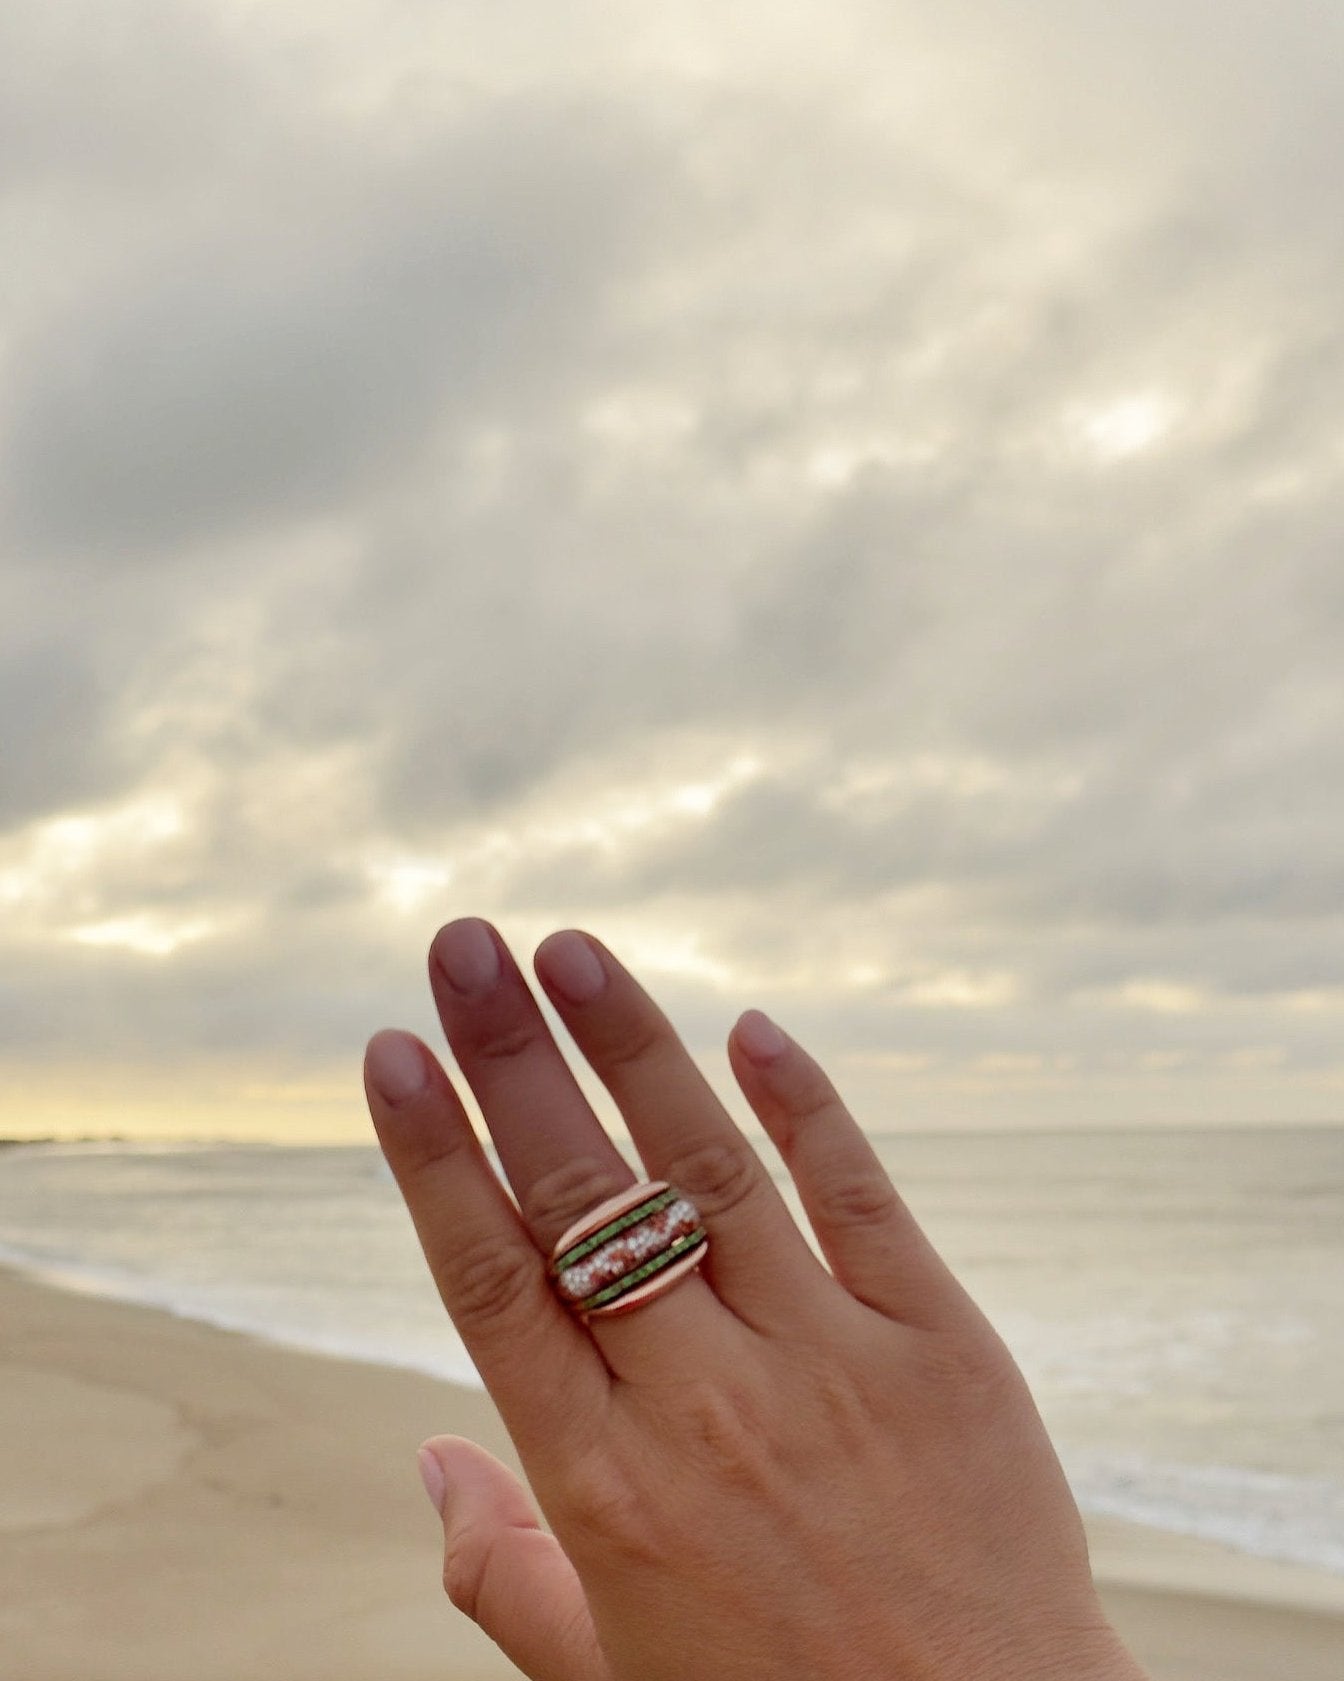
[
  {"xmin": 532, "ymin": 928, "xmax": 829, "ymax": 1334},
  {"xmin": 428, "ymin": 917, "xmax": 735, "ymax": 1380}
]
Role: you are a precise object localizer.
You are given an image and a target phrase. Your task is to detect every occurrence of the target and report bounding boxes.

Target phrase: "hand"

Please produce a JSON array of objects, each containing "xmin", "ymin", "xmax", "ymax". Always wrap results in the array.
[{"xmin": 364, "ymin": 919, "xmax": 1148, "ymax": 1681}]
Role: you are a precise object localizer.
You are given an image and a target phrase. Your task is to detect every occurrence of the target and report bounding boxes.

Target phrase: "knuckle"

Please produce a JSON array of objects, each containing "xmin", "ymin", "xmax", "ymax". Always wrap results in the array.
[
  {"xmin": 810, "ymin": 1364, "xmax": 884, "ymax": 1454},
  {"xmin": 919, "ymin": 1325, "xmax": 1022, "ymax": 1411},
  {"xmin": 473, "ymin": 1019, "xmax": 540, "ymax": 1064},
  {"xmin": 434, "ymin": 1232, "xmax": 541, "ymax": 1329},
  {"xmin": 522, "ymin": 1156, "xmax": 628, "ymax": 1243},
  {"xmin": 818, "ymin": 1170, "xmax": 900, "ymax": 1230},
  {"xmin": 555, "ymin": 1450, "xmax": 666, "ymax": 1566},
  {"xmin": 403, "ymin": 1118, "xmax": 476, "ymax": 1183},
  {"xmin": 600, "ymin": 1013, "xmax": 668, "ymax": 1072},
  {"xmin": 674, "ymin": 1375, "xmax": 776, "ymax": 1492},
  {"xmin": 788, "ymin": 1071, "xmax": 843, "ymax": 1127},
  {"xmin": 770, "ymin": 1072, "xmax": 845, "ymax": 1153},
  {"xmin": 660, "ymin": 1138, "xmax": 760, "ymax": 1220},
  {"xmin": 441, "ymin": 1528, "xmax": 496, "ymax": 1620}
]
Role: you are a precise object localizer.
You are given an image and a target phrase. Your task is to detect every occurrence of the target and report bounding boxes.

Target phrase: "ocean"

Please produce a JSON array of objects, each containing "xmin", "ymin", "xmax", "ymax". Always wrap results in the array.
[{"xmin": 1, "ymin": 1127, "xmax": 1340, "ymax": 1575}]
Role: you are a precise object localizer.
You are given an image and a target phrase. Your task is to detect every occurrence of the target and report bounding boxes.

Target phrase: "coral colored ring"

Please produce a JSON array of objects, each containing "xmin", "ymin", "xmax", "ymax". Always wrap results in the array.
[{"xmin": 549, "ymin": 1180, "xmax": 709, "ymax": 1319}]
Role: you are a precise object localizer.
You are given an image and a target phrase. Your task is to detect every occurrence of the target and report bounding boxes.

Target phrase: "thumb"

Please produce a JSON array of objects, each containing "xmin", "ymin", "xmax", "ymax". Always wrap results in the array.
[{"xmin": 417, "ymin": 1435, "xmax": 607, "ymax": 1681}]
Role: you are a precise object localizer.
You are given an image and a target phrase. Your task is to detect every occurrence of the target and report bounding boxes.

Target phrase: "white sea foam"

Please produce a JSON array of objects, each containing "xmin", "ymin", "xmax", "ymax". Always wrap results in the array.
[
  {"xmin": 0, "ymin": 1144, "xmax": 485, "ymax": 1388},
  {"xmin": 1065, "ymin": 1451, "xmax": 1344, "ymax": 1574}
]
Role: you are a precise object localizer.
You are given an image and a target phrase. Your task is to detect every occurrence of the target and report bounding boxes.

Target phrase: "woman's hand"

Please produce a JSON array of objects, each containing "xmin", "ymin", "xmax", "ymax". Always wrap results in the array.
[{"xmin": 363, "ymin": 919, "xmax": 1148, "ymax": 1681}]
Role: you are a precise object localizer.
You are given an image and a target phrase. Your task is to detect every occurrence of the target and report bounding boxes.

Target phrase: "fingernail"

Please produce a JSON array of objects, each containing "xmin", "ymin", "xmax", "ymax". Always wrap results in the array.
[
  {"xmin": 417, "ymin": 1445, "xmax": 446, "ymax": 1515},
  {"xmin": 538, "ymin": 930, "xmax": 607, "ymax": 1004},
  {"xmin": 434, "ymin": 918, "xmax": 501, "ymax": 997},
  {"xmin": 367, "ymin": 1030, "xmax": 429, "ymax": 1104},
  {"xmin": 737, "ymin": 1008, "xmax": 787, "ymax": 1065}
]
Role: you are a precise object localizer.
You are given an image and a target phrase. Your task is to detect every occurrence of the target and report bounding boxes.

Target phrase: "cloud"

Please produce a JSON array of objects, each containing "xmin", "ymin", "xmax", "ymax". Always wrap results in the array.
[
  {"xmin": 4, "ymin": 96, "xmax": 664, "ymax": 555},
  {"xmin": 3, "ymin": 0, "xmax": 1343, "ymax": 1132}
]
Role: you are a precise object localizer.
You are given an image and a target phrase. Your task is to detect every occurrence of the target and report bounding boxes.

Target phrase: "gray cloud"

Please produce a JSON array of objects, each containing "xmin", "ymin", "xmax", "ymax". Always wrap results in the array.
[
  {"xmin": 3, "ymin": 0, "xmax": 1343, "ymax": 1131},
  {"xmin": 4, "ymin": 98, "xmax": 665, "ymax": 555}
]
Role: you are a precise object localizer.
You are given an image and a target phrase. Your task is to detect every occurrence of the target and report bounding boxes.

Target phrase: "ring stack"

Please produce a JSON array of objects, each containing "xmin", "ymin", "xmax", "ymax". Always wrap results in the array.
[{"xmin": 550, "ymin": 1180, "xmax": 708, "ymax": 1319}]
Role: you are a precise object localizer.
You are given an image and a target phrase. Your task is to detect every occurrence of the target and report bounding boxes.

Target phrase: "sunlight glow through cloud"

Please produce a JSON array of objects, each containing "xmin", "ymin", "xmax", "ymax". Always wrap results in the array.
[
  {"xmin": 1070, "ymin": 392, "xmax": 1179, "ymax": 461},
  {"xmin": 485, "ymin": 752, "xmax": 767, "ymax": 862},
  {"xmin": 367, "ymin": 858, "xmax": 454, "ymax": 913},
  {"xmin": 68, "ymin": 914, "xmax": 218, "ymax": 958},
  {"xmin": 0, "ymin": 796, "xmax": 190, "ymax": 913},
  {"xmin": 903, "ymin": 971, "xmax": 1021, "ymax": 1009},
  {"xmin": 1112, "ymin": 981, "xmax": 1209, "ymax": 1014}
]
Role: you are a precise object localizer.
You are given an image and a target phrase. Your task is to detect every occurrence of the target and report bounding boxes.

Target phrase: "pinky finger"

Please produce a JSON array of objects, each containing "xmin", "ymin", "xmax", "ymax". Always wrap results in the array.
[{"xmin": 727, "ymin": 1010, "xmax": 975, "ymax": 1332}]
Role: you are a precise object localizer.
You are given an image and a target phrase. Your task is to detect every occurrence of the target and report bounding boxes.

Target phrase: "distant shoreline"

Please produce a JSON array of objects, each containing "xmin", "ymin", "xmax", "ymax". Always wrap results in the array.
[{"xmin": 3, "ymin": 1119, "xmax": 1342, "ymax": 1150}]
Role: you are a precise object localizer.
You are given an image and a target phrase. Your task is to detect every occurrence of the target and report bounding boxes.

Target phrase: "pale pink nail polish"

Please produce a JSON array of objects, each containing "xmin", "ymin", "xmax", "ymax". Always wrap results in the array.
[
  {"xmin": 434, "ymin": 918, "xmax": 501, "ymax": 996},
  {"xmin": 367, "ymin": 1031, "xmax": 429, "ymax": 1104},
  {"xmin": 737, "ymin": 1008, "xmax": 787, "ymax": 1065},
  {"xmin": 539, "ymin": 930, "xmax": 607, "ymax": 1004},
  {"xmin": 417, "ymin": 1446, "xmax": 446, "ymax": 1515}
]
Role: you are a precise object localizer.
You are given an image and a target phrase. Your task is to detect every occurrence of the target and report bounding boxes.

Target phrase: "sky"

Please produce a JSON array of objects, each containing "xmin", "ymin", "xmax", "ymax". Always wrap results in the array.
[{"xmin": 2, "ymin": 0, "xmax": 1343, "ymax": 1141}]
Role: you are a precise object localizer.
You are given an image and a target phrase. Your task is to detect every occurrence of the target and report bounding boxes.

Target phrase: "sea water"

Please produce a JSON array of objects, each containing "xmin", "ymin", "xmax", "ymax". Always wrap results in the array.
[{"xmin": 1, "ymin": 1127, "xmax": 1340, "ymax": 1573}]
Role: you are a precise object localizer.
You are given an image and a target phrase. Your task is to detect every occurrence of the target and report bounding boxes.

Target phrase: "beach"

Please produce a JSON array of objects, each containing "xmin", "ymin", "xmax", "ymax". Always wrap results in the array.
[{"xmin": 3, "ymin": 1266, "xmax": 1342, "ymax": 1680}]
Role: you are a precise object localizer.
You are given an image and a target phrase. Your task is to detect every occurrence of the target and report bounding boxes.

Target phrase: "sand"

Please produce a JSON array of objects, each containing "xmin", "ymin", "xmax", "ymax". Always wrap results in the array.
[{"xmin": 3, "ymin": 1265, "xmax": 1342, "ymax": 1681}]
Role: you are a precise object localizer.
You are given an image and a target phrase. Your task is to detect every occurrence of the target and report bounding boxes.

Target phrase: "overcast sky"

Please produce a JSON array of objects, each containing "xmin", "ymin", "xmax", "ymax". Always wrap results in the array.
[{"xmin": 3, "ymin": 0, "xmax": 1343, "ymax": 1140}]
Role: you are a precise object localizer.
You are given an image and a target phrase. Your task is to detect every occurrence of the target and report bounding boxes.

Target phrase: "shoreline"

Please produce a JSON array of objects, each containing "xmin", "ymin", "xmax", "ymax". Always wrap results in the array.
[
  {"xmin": 4, "ymin": 1248, "xmax": 1338, "ymax": 1578},
  {"xmin": 3, "ymin": 1265, "xmax": 1343, "ymax": 1680}
]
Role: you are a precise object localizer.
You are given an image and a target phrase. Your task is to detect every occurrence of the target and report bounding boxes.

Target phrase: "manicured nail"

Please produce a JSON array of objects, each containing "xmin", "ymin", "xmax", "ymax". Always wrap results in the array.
[
  {"xmin": 737, "ymin": 1008, "xmax": 787, "ymax": 1065},
  {"xmin": 434, "ymin": 918, "xmax": 501, "ymax": 996},
  {"xmin": 367, "ymin": 1030, "xmax": 429, "ymax": 1104},
  {"xmin": 417, "ymin": 1445, "xmax": 446, "ymax": 1515},
  {"xmin": 538, "ymin": 930, "xmax": 607, "ymax": 1004}
]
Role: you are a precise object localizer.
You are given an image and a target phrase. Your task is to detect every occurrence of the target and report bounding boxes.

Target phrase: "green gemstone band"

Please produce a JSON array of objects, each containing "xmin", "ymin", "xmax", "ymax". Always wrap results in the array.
[
  {"xmin": 551, "ymin": 1186, "xmax": 680, "ymax": 1275},
  {"xmin": 578, "ymin": 1226, "xmax": 708, "ymax": 1312}
]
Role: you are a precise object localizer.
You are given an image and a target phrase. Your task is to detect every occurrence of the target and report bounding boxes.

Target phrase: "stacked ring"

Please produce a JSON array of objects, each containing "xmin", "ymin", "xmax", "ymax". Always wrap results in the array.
[{"xmin": 550, "ymin": 1180, "xmax": 709, "ymax": 1319}]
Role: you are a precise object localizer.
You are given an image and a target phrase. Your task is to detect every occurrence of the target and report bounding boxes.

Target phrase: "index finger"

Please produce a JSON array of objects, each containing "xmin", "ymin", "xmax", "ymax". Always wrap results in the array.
[{"xmin": 364, "ymin": 1027, "xmax": 612, "ymax": 1465}]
